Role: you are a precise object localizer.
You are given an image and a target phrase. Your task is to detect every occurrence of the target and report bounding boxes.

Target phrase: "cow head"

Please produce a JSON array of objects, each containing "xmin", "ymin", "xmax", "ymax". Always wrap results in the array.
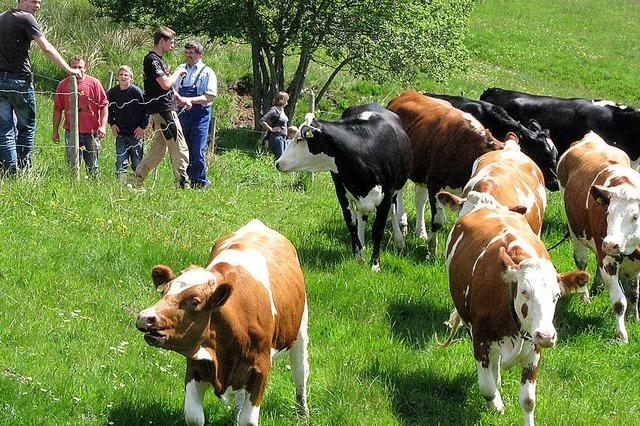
[
  {"xmin": 500, "ymin": 247, "xmax": 590, "ymax": 348},
  {"xmin": 136, "ymin": 265, "xmax": 232, "ymax": 358},
  {"xmin": 275, "ymin": 113, "xmax": 338, "ymax": 173},
  {"xmin": 591, "ymin": 183, "xmax": 640, "ymax": 255},
  {"xmin": 520, "ymin": 120, "xmax": 559, "ymax": 191}
]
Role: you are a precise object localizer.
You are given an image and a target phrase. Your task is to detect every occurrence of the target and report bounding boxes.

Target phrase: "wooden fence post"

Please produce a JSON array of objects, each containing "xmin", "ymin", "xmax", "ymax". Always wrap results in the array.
[
  {"xmin": 70, "ymin": 75, "xmax": 80, "ymax": 181},
  {"xmin": 107, "ymin": 71, "xmax": 114, "ymax": 90}
]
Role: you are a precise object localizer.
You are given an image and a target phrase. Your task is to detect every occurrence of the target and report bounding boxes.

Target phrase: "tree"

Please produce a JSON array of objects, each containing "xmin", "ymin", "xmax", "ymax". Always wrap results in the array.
[{"xmin": 91, "ymin": 0, "xmax": 476, "ymax": 127}]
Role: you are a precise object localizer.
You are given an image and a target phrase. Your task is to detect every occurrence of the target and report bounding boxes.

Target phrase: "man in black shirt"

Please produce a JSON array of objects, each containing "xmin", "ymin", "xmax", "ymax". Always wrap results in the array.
[
  {"xmin": 134, "ymin": 26, "xmax": 189, "ymax": 188},
  {"xmin": 0, "ymin": 0, "xmax": 80, "ymax": 175}
]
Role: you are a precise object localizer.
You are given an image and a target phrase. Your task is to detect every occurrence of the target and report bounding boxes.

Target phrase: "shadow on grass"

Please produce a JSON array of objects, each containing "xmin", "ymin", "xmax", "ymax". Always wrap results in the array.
[
  {"xmin": 388, "ymin": 300, "xmax": 452, "ymax": 349},
  {"xmin": 364, "ymin": 365, "xmax": 481, "ymax": 425},
  {"xmin": 107, "ymin": 401, "xmax": 234, "ymax": 426},
  {"xmin": 554, "ymin": 296, "xmax": 607, "ymax": 339},
  {"xmin": 215, "ymin": 127, "xmax": 262, "ymax": 158}
]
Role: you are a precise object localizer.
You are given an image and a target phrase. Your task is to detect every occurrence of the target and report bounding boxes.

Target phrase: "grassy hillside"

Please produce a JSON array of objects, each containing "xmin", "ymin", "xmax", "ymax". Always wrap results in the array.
[{"xmin": 1, "ymin": 0, "xmax": 640, "ymax": 425}]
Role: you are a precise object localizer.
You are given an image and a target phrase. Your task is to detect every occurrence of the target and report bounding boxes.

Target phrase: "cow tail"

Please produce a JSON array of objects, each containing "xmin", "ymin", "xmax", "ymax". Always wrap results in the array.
[{"xmin": 435, "ymin": 309, "xmax": 462, "ymax": 348}]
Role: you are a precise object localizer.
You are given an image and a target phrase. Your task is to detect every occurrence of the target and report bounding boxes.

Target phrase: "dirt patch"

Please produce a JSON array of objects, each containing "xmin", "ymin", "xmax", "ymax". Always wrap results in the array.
[{"xmin": 230, "ymin": 94, "xmax": 255, "ymax": 128}]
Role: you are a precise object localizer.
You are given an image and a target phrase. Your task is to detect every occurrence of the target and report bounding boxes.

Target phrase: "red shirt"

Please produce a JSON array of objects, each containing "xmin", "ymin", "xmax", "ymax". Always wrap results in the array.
[{"xmin": 54, "ymin": 75, "xmax": 108, "ymax": 133}]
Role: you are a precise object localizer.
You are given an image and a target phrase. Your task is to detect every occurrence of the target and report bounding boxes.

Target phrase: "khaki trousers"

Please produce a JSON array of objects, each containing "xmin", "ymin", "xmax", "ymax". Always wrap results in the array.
[{"xmin": 135, "ymin": 111, "xmax": 189, "ymax": 186}]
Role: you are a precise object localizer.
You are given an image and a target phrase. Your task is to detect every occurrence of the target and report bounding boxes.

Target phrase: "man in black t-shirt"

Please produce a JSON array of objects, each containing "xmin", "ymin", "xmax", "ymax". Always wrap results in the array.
[
  {"xmin": 0, "ymin": 0, "xmax": 80, "ymax": 175},
  {"xmin": 134, "ymin": 26, "xmax": 189, "ymax": 189}
]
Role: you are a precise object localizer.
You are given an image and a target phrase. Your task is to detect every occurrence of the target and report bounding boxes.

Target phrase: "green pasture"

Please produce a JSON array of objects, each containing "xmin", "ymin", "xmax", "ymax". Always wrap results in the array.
[{"xmin": 1, "ymin": 0, "xmax": 640, "ymax": 425}]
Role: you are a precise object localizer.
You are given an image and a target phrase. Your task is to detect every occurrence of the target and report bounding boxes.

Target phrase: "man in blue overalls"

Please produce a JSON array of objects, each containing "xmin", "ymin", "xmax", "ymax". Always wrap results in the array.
[{"xmin": 175, "ymin": 41, "xmax": 217, "ymax": 188}]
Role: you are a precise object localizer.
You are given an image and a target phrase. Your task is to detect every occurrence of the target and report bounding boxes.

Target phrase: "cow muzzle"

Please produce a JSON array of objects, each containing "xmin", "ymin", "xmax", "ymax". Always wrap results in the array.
[
  {"xmin": 533, "ymin": 329, "xmax": 557, "ymax": 348},
  {"xmin": 136, "ymin": 310, "xmax": 167, "ymax": 347},
  {"xmin": 602, "ymin": 239, "xmax": 622, "ymax": 256}
]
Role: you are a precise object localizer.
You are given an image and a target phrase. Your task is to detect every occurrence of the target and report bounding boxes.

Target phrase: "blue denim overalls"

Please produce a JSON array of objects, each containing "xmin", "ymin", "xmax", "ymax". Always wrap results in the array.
[{"xmin": 178, "ymin": 66, "xmax": 211, "ymax": 187}]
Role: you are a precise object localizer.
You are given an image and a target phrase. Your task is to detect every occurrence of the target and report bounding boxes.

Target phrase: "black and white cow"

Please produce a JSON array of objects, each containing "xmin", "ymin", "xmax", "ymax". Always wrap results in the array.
[
  {"xmin": 275, "ymin": 105, "xmax": 412, "ymax": 271},
  {"xmin": 481, "ymin": 87, "xmax": 640, "ymax": 165},
  {"xmin": 427, "ymin": 93, "xmax": 559, "ymax": 191}
]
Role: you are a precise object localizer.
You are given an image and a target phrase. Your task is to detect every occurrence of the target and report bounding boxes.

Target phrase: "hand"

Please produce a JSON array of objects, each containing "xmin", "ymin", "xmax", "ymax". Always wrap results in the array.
[
  {"xmin": 111, "ymin": 124, "xmax": 119, "ymax": 137},
  {"xmin": 272, "ymin": 126, "xmax": 282, "ymax": 133},
  {"xmin": 133, "ymin": 127, "xmax": 145, "ymax": 139},
  {"xmin": 96, "ymin": 126, "xmax": 106, "ymax": 140},
  {"xmin": 69, "ymin": 68, "xmax": 82, "ymax": 78},
  {"xmin": 52, "ymin": 129, "xmax": 59, "ymax": 143},
  {"xmin": 182, "ymin": 98, "xmax": 193, "ymax": 111}
]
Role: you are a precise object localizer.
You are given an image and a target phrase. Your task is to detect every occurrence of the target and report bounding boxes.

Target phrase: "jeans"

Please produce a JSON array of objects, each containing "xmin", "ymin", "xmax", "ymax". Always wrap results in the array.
[
  {"xmin": 65, "ymin": 130, "xmax": 100, "ymax": 176},
  {"xmin": 179, "ymin": 105, "xmax": 211, "ymax": 187},
  {"xmin": 267, "ymin": 133, "xmax": 288, "ymax": 160},
  {"xmin": 0, "ymin": 73, "xmax": 36, "ymax": 175},
  {"xmin": 115, "ymin": 134, "xmax": 143, "ymax": 175}
]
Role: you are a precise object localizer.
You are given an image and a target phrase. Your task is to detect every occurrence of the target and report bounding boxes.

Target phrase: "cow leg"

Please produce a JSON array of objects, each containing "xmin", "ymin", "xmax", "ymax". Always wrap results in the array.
[
  {"xmin": 599, "ymin": 257, "xmax": 628, "ymax": 343},
  {"xmin": 357, "ymin": 211, "xmax": 366, "ymax": 261},
  {"xmin": 391, "ymin": 191, "xmax": 406, "ymax": 250},
  {"xmin": 519, "ymin": 349, "xmax": 541, "ymax": 426},
  {"xmin": 370, "ymin": 195, "xmax": 393, "ymax": 272},
  {"xmin": 331, "ymin": 174, "xmax": 362, "ymax": 259},
  {"xmin": 476, "ymin": 358, "xmax": 505, "ymax": 414},
  {"xmin": 427, "ymin": 186, "xmax": 444, "ymax": 253},
  {"xmin": 237, "ymin": 363, "xmax": 269, "ymax": 426},
  {"xmin": 414, "ymin": 184, "xmax": 429, "ymax": 239},
  {"xmin": 569, "ymin": 230, "xmax": 591, "ymax": 302},
  {"xmin": 394, "ymin": 189, "xmax": 408, "ymax": 236},
  {"xmin": 289, "ymin": 300, "xmax": 310, "ymax": 417},
  {"xmin": 184, "ymin": 378, "xmax": 210, "ymax": 426},
  {"xmin": 623, "ymin": 275, "xmax": 640, "ymax": 322}
]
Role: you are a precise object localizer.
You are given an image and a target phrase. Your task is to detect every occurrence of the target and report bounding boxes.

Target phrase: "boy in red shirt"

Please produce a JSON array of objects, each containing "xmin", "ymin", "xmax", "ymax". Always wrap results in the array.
[{"xmin": 52, "ymin": 56, "xmax": 108, "ymax": 177}]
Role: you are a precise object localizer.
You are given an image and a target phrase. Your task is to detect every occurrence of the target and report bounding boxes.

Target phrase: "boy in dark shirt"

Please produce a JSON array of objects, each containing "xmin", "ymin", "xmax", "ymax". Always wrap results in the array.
[
  {"xmin": 134, "ymin": 26, "xmax": 189, "ymax": 189},
  {"xmin": 107, "ymin": 65, "xmax": 149, "ymax": 184}
]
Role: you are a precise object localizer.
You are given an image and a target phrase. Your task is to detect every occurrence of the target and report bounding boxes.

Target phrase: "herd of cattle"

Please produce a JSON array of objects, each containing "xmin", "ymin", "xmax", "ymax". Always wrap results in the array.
[{"xmin": 135, "ymin": 88, "xmax": 640, "ymax": 425}]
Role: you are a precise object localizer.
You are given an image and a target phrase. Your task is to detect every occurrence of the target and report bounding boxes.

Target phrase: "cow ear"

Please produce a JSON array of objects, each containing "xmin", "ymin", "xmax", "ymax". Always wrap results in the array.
[
  {"xmin": 509, "ymin": 205, "xmax": 528, "ymax": 215},
  {"xmin": 209, "ymin": 283, "xmax": 233, "ymax": 309},
  {"xmin": 526, "ymin": 119, "xmax": 543, "ymax": 132},
  {"xmin": 151, "ymin": 265, "xmax": 176, "ymax": 289},
  {"xmin": 590, "ymin": 185, "xmax": 611, "ymax": 206},
  {"xmin": 436, "ymin": 191, "xmax": 464, "ymax": 212},
  {"xmin": 558, "ymin": 271, "xmax": 591, "ymax": 296},
  {"xmin": 499, "ymin": 246, "xmax": 519, "ymax": 282},
  {"xmin": 505, "ymin": 132, "xmax": 520, "ymax": 144}
]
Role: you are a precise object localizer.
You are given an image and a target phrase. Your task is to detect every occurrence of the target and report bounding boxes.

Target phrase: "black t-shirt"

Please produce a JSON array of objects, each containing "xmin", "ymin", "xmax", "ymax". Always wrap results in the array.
[
  {"xmin": 107, "ymin": 84, "xmax": 150, "ymax": 136},
  {"xmin": 143, "ymin": 51, "xmax": 175, "ymax": 114},
  {"xmin": 0, "ymin": 9, "xmax": 42, "ymax": 75}
]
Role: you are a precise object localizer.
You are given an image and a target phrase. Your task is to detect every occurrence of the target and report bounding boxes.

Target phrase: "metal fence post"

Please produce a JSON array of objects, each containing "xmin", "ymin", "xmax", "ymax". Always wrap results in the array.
[{"xmin": 70, "ymin": 75, "xmax": 80, "ymax": 181}]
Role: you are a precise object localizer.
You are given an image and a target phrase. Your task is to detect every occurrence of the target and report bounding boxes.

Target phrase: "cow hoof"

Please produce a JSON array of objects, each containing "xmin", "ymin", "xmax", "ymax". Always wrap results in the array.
[
  {"xmin": 371, "ymin": 263, "xmax": 381, "ymax": 273},
  {"xmin": 616, "ymin": 331, "xmax": 629, "ymax": 344},
  {"xmin": 580, "ymin": 291, "xmax": 591, "ymax": 304},
  {"xmin": 355, "ymin": 250, "xmax": 365, "ymax": 263}
]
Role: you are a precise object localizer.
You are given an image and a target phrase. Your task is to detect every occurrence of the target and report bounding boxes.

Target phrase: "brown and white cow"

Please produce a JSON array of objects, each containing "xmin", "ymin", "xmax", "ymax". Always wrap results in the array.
[
  {"xmin": 387, "ymin": 90, "xmax": 505, "ymax": 251},
  {"xmin": 558, "ymin": 131, "xmax": 640, "ymax": 343},
  {"xmin": 438, "ymin": 138, "xmax": 547, "ymax": 235},
  {"xmin": 438, "ymin": 191, "xmax": 589, "ymax": 426},
  {"xmin": 136, "ymin": 220, "xmax": 309, "ymax": 426}
]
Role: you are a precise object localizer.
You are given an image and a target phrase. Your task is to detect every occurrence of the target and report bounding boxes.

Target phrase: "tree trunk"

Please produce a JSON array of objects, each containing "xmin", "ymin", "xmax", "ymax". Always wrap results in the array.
[
  {"xmin": 285, "ymin": 50, "xmax": 312, "ymax": 122},
  {"xmin": 251, "ymin": 41, "xmax": 266, "ymax": 129},
  {"xmin": 316, "ymin": 57, "xmax": 353, "ymax": 106}
]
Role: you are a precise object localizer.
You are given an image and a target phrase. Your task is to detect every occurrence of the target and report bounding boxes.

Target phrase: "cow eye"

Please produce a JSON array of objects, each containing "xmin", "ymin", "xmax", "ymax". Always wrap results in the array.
[
  {"xmin": 520, "ymin": 290, "xmax": 529, "ymax": 299},
  {"xmin": 190, "ymin": 297, "xmax": 201, "ymax": 308},
  {"xmin": 632, "ymin": 214, "xmax": 639, "ymax": 222}
]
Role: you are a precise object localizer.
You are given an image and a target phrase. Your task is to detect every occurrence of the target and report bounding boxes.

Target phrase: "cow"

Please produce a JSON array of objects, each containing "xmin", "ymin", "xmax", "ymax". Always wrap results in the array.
[
  {"xmin": 275, "ymin": 104, "xmax": 412, "ymax": 272},
  {"xmin": 136, "ymin": 219, "xmax": 309, "ymax": 425},
  {"xmin": 437, "ymin": 190, "xmax": 590, "ymax": 426},
  {"xmin": 387, "ymin": 90, "xmax": 505, "ymax": 251},
  {"xmin": 427, "ymin": 93, "xmax": 559, "ymax": 191},
  {"xmin": 438, "ymin": 138, "xmax": 547, "ymax": 236},
  {"xmin": 481, "ymin": 87, "xmax": 640, "ymax": 166},
  {"xmin": 557, "ymin": 132, "xmax": 640, "ymax": 343}
]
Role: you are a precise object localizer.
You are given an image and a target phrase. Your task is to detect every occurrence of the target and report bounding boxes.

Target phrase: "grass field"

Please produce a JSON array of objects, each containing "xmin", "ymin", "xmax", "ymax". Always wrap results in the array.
[{"xmin": 1, "ymin": 0, "xmax": 640, "ymax": 425}]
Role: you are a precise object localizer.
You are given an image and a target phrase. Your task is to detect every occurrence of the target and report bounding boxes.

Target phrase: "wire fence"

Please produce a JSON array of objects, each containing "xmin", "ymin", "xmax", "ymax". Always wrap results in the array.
[{"xmin": 2, "ymin": 73, "xmax": 398, "ymax": 177}]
